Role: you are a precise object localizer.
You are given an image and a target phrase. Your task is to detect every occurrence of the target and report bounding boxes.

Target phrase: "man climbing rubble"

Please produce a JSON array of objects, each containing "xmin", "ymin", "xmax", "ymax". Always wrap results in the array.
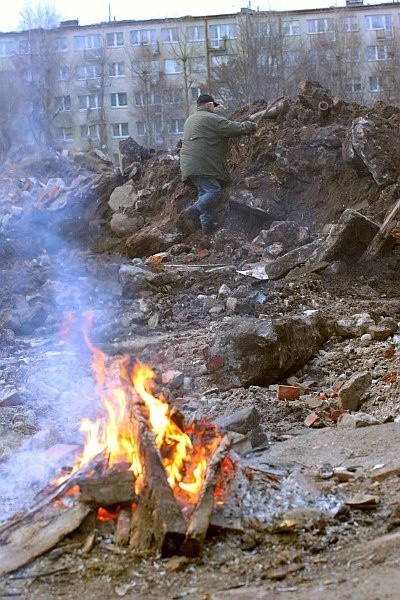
[{"xmin": 178, "ymin": 94, "xmax": 257, "ymax": 235}]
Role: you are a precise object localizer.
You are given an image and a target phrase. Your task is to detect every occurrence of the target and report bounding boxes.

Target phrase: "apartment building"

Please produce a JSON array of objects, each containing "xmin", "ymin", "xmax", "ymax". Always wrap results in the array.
[{"xmin": 1, "ymin": 1, "xmax": 400, "ymax": 161}]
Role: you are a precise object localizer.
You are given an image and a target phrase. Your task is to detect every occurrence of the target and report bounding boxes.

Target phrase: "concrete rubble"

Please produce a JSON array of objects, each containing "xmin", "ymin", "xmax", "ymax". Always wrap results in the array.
[{"xmin": 0, "ymin": 80, "xmax": 399, "ymax": 598}]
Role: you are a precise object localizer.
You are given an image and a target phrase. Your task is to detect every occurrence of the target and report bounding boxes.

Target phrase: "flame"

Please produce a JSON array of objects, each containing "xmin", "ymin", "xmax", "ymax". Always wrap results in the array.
[{"xmin": 57, "ymin": 325, "xmax": 223, "ymax": 509}]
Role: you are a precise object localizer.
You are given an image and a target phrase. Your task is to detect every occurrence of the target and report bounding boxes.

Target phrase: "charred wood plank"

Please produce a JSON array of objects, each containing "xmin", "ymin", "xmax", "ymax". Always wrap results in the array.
[
  {"xmin": 114, "ymin": 506, "xmax": 133, "ymax": 547},
  {"xmin": 182, "ymin": 435, "xmax": 231, "ymax": 557},
  {"xmin": 0, "ymin": 501, "xmax": 91, "ymax": 576},
  {"xmin": 362, "ymin": 197, "xmax": 400, "ymax": 259},
  {"xmin": 128, "ymin": 394, "xmax": 187, "ymax": 557},
  {"xmin": 76, "ymin": 462, "xmax": 136, "ymax": 507}
]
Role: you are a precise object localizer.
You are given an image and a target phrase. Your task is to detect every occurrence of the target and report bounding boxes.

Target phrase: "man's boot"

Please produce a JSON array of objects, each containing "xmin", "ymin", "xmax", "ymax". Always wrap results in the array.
[{"xmin": 177, "ymin": 206, "xmax": 201, "ymax": 235}]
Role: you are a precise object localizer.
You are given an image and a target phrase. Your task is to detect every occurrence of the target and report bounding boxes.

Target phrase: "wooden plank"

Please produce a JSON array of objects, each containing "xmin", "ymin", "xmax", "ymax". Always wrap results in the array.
[
  {"xmin": 128, "ymin": 393, "xmax": 187, "ymax": 557},
  {"xmin": 181, "ymin": 436, "xmax": 231, "ymax": 557},
  {"xmin": 0, "ymin": 501, "xmax": 91, "ymax": 576},
  {"xmin": 362, "ymin": 197, "xmax": 400, "ymax": 259}
]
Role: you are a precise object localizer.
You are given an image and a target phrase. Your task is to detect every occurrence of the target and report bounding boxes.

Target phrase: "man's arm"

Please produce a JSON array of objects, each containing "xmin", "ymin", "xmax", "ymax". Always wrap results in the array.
[{"xmin": 216, "ymin": 116, "xmax": 257, "ymax": 138}]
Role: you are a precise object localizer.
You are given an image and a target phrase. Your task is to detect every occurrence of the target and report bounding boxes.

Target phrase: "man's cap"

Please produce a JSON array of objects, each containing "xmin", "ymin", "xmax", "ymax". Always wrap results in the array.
[{"xmin": 197, "ymin": 94, "xmax": 219, "ymax": 107}]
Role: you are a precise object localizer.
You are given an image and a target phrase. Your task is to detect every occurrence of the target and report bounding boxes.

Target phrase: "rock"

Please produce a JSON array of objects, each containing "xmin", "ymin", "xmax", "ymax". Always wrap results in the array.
[
  {"xmin": 253, "ymin": 220, "xmax": 311, "ymax": 252},
  {"xmin": 208, "ymin": 311, "xmax": 334, "ymax": 387},
  {"xmin": 345, "ymin": 494, "xmax": 380, "ymax": 510},
  {"xmin": 108, "ymin": 184, "xmax": 137, "ymax": 212},
  {"xmin": 304, "ymin": 412, "xmax": 322, "ymax": 428},
  {"xmin": 337, "ymin": 412, "xmax": 380, "ymax": 428},
  {"xmin": 343, "ymin": 115, "xmax": 399, "ymax": 186},
  {"xmin": 110, "ymin": 213, "xmax": 144, "ymax": 237},
  {"xmin": 338, "ymin": 371, "xmax": 372, "ymax": 411},
  {"xmin": 336, "ymin": 313, "xmax": 375, "ymax": 338},
  {"xmin": 161, "ymin": 369, "xmax": 184, "ymax": 389},
  {"xmin": 216, "ymin": 406, "xmax": 260, "ymax": 435},
  {"xmin": 264, "ymin": 240, "xmax": 320, "ymax": 280}
]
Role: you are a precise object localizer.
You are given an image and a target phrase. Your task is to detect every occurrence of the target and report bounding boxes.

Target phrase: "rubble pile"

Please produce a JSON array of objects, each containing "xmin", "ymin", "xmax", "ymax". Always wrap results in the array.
[{"xmin": 0, "ymin": 81, "xmax": 399, "ymax": 599}]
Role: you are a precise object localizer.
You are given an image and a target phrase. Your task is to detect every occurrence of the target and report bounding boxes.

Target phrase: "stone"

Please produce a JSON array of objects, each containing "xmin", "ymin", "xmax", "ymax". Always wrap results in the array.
[
  {"xmin": 216, "ymin": 406, "xmax": 260, "ymax": 435},
  {"xmin": 338, "ymin": 371, "xmax": 372, "ymax": 412},
  {"xmin": 108, "ymin": 184, "xmax": 137, "ymax": 212},
  {"xmin": 336, "ymin": 313, "xmax": 375, "ymax": 338},
  {"xmin": 310, "ymin": 209, "xmax": 379, "ymax": 263},
  {"xmin": 208, "ymin": 312, "xmax": 334, "ymax": 387},
  {"xmin": 337, "ymin": 412, "xmax": 380, "ymax": 428},
  {"xmin": 110, "ymin": 212, "xmax": 144, "ymax": 237}
]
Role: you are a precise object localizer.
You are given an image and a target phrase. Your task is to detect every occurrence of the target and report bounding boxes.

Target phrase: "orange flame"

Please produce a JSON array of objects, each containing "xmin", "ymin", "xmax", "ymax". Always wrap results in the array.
[{"xmin": 58, "ymin": 324, "xmax": 223, "ymax": 508}]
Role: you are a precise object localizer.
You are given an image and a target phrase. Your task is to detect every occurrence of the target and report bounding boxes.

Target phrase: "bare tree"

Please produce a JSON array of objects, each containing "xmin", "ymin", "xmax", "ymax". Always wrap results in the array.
[{"xmin": 18, "ymin": 1, "xmax": 60, "ymax": 31}]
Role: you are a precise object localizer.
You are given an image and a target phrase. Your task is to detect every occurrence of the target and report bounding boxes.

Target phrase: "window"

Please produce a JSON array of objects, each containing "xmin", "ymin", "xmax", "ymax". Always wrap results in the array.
[
  {"xmin": 164, "ymin": 89, "xmax": 183, "ymax": 103},
  {"xmin": 55, "ymin": 127, "xmax": 73, "ymax": 142},
  {"xmin": 189, "ymin": 57, "xmax": 206, "ymax": 73},
  {"xmin": 154, "ymin": 121, "xmax": 163, "ymax": 143},
  {"xmin": 106, "ymin": 32, "xmax": 124, "ymax": 47},
  {"xmin": 211, "ymin": 55, "xmax": 230, "ymax": 68},
  {"xmin": 19, "ymin": 39, "xmax": 38, "ymax": 54},
  {"xmin": 283, "ymin": 51, "xmax": 300, "ymax": 67},
  {"xmin": 365, "ymin": 14, "xmax": 392, "ymax": 31},
  {"xmin": 209, "ymin": 24, "xmax": 237, "ymax": 48},
  {"xmin": 161, "ymin": 27, "xmax": 179, "ymax": 43},
  {"xmin": 0, "ymin": 40, "xmax": 15, "ymax": 56},
  {"xmin": 309, "ymin": 48, "xmax": 336, "ymax": 63},
  {"xmin": 134, "ymin": 91, "xmax": 161, "ymax": 106},
  {"xmin": 164, "ymin": 59, "xmax": 182, "ymax": 74},
  {"xmin": 131, "ymin": 60, "xmax": 159, "ymax": 76},
  {"xmin": 186, "ymin": 26, "xmax": 205, "ymax": 42},
  {"xmin": 130, "ymin": 29, "xmax": 157, "ymax": 45},
  {"xmin": 55, "ymin": 95, "xmax": 71, "ymax": 112},
  {"xmin": 110, "ymin": 92, "xmax": 128, "ymax": 107},
  {"xmin": 57, "ymin": 66, "xmax": 70, "ymax": 81},
  {"xmin": 112, "ymin": 122, "xmax": 129, "ymax": 138},
  {"xmin": 282, "ymin": 21, "xmax": 300, "ymax": 36},
  {"xmin": 169, "ymin": 119, "xmax": 184, "ymax": 134},
  {"xmin": 74, "ymin": 35, "xmax": 101, "ymax": 50},
  {"xmin": 190, "ymin": 87, "xmax": 201, "ymax": 101},
  {"xmin": 78, "ymin": 94, "xmax": 102, "ymax": 110},
  {"xmin": 76, "ymin": 64, "xmax": 102, "ymax": 79},
  {"xmin": 251, "ymin": 20, "xmax": 272, "ymax": 37},
  {"xmin": 80, "ymin": 124, "xmax": 100, "ymax": 139},
  {"xmin": 345, "ymin": 77, "xmax": 362, "ymax": 93},
  {"xmin": 109, "ymin": 61, "xmax": 125, "ymax": 77},
  {"xmin": 369, "ymin": 76, "xmax": 382, "ymax": 92},
  {"xmin": 307, "ymin": 18, "xmax": 335, "ymax": 36},
  {"xmin": 367, "ymin": 45, "xmax": 389, "ymax": 61},
  {"xmin": 341, "ymin": 16, "xmax": 359, "ymax": 32},
  {"xmin": 136, "ymin": 121, "xmax": 146, "ymax": 136},
  {"xmin": 54, "ymin": 37, "xmax": 68, "ymax": 52},
  {"xmin": 344, "ymin": 46, "xmax": 361, "ymax": 61}
]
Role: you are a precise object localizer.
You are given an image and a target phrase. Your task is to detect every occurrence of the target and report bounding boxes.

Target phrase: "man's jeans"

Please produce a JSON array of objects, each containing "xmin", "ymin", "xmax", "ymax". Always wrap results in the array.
[{"xmin": 190, "ymin": 177, "xmax": 222, "ymax": 230}]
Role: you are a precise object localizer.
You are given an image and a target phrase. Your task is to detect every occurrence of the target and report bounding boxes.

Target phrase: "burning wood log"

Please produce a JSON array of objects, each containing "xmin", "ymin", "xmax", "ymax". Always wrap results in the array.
[
  {"xmin": 182, "ymin": 435, "xmax": 231, "ymax": 557},
  {"xmin": 128, "ymin": 393, "xmax": 187, "ymax": 557},
  {"xmin": 76, "ymin": 462, "xmax": 136, "ymax": 507},
  {"xmin": 0, "ymin": 500, "xmax": 91, "ymax": 576}
]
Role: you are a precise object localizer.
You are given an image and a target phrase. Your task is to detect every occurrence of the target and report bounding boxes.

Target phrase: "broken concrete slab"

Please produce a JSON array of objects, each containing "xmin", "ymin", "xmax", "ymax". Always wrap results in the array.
[
  {"xmin": 309, "ymin": 209, "xmax": 379, "ymax": 264},
  {"xmin": 208, "ymin": 311, "xmax": 334, "ymax": 387}
]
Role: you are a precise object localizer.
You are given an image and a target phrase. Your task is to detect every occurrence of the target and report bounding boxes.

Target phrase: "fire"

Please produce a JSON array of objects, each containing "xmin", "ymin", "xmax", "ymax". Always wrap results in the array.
[{"xmin": 57, "ymin": 323, "xmax": 223, "ymax": 509}]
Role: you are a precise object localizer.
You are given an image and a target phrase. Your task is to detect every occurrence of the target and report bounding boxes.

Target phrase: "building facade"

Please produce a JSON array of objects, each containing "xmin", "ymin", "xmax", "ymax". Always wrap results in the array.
[{"xmin": 1, "ymin": 1, "xmax": 400, "ymax": 161}]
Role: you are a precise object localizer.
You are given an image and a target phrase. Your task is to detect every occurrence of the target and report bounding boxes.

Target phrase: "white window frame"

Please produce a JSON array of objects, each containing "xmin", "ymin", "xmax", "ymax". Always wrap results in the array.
[
  {"xmin": 80, "ymin": 124, "xmax": 100, "ymax": 139},
  {"xmin": 283, "ymin": 51, "xmax": 300, "ymax": 67},
  {"xmin": 161, "ymin": 28, "xmax": 179, "ymax": 43},
  {"xmin": 54, "ymin": 37, "xmax": 68, "ymax": 52},
  {"xmin": 369, "ymin": 76, "xmax": 382, "ymax": 92},
  {"xmin": 109, "ymin": 61, "xmax": 125, "ymax": 77},
  {"xmin": 55, "ymin": 127, "xmax": 74, "ymax": 142},
  {"xmin": 136, "ymin": 121, "xmax": 146, "ymax": 136},
  {"xmin": 169, "ymin": 119, "xmax": 184, "ymax": 134},
  {"xmin": 209, "ymin": 24, "xmax": 237, "ymax": 48},
  {"xmin": 344, "ymin": 46, "xmax": 361, "ymax": 62},
  {"xmin": 57, "ymin": 66, "xmax": 70, "ymax": 81},
  {"xmin": 365, "ymin": 14, "xmax": 392, "ymax": 31},
  {"xmin": 189, "ymin": 57, "xmax": 207, "ymax": 73},
  {"xmin": 186, "ymin": 26, "xmax": 205, "ymax": 42},
  {"xmin": 106, "ymin": 32, "xmax": 124, "ymax": 47},
  {"xmin": 76, "ymin": 64, "xmax": 102, "ymax": 80},
  {"xmin": 367, "ymin": 45, "xmax": 389, "ymax": 61},
  {"xmin": 164, "ymin": 59, "xmax": 182, "ymax": 74},
  {"xmin": 74, "ymin": 34, "xmax": 101, "ymax": 51},
  {"xmin": 282, "ymin": 21, "xmax": 300, "ymax": 36},
  {"xmin": 110, "ymin": 92, "xmax": 128, "ymax": 107},
  {"xmin": 345, "ymin": 77, "xmax": 362, "ymax": 93},
  {"xmin": 78, "ymin": 94, "xmax": 102, "ymax": 110},
  {"xmin": 164, "ymin": 89, "xmax": 183, "ymax": 103},
  {"xmin": 307, "ymin": 18, "xmax": 335, "ymax": 36},
  {"xmin": 0, "ymin": 40, "xmax": 15, "ymax": 56},
  {"xmin": 341, "ymin": 16, "xmax": 359, "ymax": 32},
  {"xmin": 130, "ymin": 29, "xmax": 157, "ymax": 46},
  {"xmin": 112, "ymin": 122, "xmax": 129, "ymax": 138},
  {"xmin": 55, "ymin": 95, "xmax": 71, "ymax": 112}
]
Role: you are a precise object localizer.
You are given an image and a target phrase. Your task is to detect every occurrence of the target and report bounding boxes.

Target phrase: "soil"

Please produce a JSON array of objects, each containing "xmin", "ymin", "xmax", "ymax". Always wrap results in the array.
[{"xmin": 0, "ymin": 83, "xmax": 400, "ymax": 598}]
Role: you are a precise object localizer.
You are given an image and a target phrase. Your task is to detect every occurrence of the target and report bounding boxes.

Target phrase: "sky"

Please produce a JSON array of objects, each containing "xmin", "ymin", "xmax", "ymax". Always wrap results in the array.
[{"xmin": 0, "ymin": 0, "xmax": 395, "ymax": 32}]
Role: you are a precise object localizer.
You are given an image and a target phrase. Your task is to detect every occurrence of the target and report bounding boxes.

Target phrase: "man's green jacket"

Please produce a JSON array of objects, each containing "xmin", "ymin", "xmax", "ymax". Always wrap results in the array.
[{"xmin": 180, "ymin": 108, "xmax": 256, "ymax": 183}]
